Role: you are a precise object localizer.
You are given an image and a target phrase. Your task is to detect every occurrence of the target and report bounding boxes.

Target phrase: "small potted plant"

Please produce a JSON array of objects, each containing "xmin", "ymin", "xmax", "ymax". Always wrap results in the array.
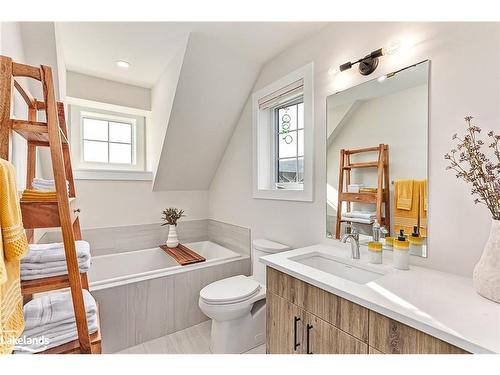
[
  {"xmin": 445, "ymin": 116, "xmax": 500, "ymax": 303},
  {"xmin": 161, "ymin": 208, "xmax": 185, "ymax": 248}
]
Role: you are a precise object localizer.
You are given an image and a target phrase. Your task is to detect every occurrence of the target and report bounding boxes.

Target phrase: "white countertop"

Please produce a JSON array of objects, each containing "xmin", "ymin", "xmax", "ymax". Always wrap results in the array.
[{"xmin": 260, "ymin": 242, "xmax": 500, "ymax": 354}]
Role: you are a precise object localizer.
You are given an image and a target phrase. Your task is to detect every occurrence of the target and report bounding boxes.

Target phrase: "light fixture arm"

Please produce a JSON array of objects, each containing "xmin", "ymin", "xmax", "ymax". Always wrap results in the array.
[{"xmin": 339, "ymin": 48, "xmax": 385, "ymax": 76}]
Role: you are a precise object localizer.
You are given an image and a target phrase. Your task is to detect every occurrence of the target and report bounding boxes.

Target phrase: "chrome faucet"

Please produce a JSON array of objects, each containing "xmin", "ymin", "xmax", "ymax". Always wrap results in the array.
[
  {"xmin": 372, "ymin": 219, "xmax": 389, "ymax": 242},
  {"xmin": 340, "ymin": 225, "xmax": 360, "ymax": 259}
]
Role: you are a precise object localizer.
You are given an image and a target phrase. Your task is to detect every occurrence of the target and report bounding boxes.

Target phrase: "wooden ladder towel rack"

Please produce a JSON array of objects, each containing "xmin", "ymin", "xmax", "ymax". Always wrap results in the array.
[
  {"xmin": 335, "ymin": 144, "xmax": 390, "ymax": 239},
  {"xmin": 0, "ymin": 55, "xmax": 101, "ymax": 354}
]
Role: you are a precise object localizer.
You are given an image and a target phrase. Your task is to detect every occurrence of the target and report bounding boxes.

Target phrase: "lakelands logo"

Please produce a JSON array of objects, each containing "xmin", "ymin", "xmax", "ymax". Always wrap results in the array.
[{"xmin": 1, "ymin": 331, "xmax": 50, "ymax": 353}]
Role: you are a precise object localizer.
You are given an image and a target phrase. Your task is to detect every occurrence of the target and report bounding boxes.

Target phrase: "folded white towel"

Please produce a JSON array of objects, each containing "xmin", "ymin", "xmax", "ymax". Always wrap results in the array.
[
  {"xmin": 32, "ymin": 178, "xmax": 69, "ymax": 186},
  {"xmin": 20, "ymin": 241, "xmax": 91, "ymax": 281},
  {"xmin": 31, "ymin": 178, "xmax": 69, "ymax": 192},
  {"xmin": 23, "ymin": 289, "xmax": 96, "ymax": 332},
  {"xmin": 343, "ymin": 211, "xmax": 376, "ymax": 220},
  {"xmin": 14, "ymin": 315, "xmax": 98, "ymax": 353},
  {"xmin": 341, "ymin": 216, "xmax": 374, "ymax": 225},
  {"xmin": 22, "ymin": 241, "xmax": 91, "ymax": 264},
  {"xmin": 15, "ymin": 290, "xmax": 97, "ymax": 354},
  {"xmin": 20, "ymin": 258, "xmax": 91, "ymax": 280}
]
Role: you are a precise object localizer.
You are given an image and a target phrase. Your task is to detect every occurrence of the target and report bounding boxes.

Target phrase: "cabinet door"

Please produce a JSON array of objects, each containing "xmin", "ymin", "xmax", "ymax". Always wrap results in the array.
[
  {"xmin": 369, "ymin": 311, "xmax": 468, "ymax": 354},
  {"xmin": 303, "ymin": 312, "xmax": 368, "ymax": 354},
  {"xmin": 267, "ymin": 292, "xmax": 305, "ymax": 354},
  {"xmin": 267, "ymin": 267, "xmax": 369, "ymax": 342}
]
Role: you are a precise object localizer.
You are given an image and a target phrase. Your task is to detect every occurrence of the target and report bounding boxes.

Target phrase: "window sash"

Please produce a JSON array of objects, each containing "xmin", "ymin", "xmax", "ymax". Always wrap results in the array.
[
  {"xmin": 273, "ymin": 99, "xmax": 304, "ymax": 184},
  {"xmin": 82, "ymin": 117, "xmax": 134, "ymax": 165}
]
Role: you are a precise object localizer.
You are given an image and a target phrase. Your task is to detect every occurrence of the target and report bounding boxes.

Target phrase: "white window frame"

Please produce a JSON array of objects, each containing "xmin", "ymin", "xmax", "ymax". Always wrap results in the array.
[
  {"xmin": 67, "ymin": 96, "xmax": 152, "ymax": 181},
  {"xmin": 80, "ymin": 111, "xmax": 136, "ymax": 166},
  {"xmin": 252, "ymin": 62, "xmax": 314, "ymax": 201}
]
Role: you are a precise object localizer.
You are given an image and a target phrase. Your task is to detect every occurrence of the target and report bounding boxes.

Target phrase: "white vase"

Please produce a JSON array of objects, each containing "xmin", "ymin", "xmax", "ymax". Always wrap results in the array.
[
  {"xmin": 166, "ymin": 224, "xmax": 179, "ymax": 248},
  {"xmin": 473, "ymin": 219, "xmax": 500, "ymax": 303}
]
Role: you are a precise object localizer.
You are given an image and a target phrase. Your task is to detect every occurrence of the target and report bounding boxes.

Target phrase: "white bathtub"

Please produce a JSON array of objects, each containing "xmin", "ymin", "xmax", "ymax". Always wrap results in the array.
[{"xmin": 89, "ymin": 241, "xmax": 243, "ymax": 291}]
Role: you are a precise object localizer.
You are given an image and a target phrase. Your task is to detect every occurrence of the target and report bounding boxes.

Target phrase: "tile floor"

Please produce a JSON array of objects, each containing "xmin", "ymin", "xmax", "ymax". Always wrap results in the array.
[{"xmin": 117, "ymin": 320, "xmax": 266, "ymax": 354}]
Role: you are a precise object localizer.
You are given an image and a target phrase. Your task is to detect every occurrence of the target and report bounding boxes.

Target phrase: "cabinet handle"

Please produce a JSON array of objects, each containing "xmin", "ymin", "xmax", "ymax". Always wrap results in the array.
[
  {"xmin": 293, "ymin": 316, "xmax": 301, "ymax": 351},
  {"xmin": 306, "ymin": 324, "xmax": 313, "ymax": 354}
]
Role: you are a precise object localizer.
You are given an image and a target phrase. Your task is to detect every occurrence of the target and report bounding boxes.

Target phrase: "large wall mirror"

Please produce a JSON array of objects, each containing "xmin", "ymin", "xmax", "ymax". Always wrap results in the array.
[{"xmin": 326, "ymin": 60, "xmax": 429, "ymax": 257}]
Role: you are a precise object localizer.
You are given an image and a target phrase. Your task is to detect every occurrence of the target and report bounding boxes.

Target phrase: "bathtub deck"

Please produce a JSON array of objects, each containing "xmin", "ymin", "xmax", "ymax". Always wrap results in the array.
[{"xmin": 117, "ymin": 321, "xmax": 266, "ymax": 354}]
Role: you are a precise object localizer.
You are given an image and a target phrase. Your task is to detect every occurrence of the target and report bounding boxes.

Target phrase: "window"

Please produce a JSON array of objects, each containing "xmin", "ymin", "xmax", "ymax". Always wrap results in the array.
[
  {"xmin": 68, "ymin": 99, "xmax": 150, "ymax": 180},
  {"xmin": 252, "ymin": 62, "xmax": 314, "ymax": 201},
  {"xmin": 274, "ymin": 100, "xmax": 304, "ymax": 186},
  {"xmin": 82, "ymin": 117, "xmax": 133, "ymax": 164}
]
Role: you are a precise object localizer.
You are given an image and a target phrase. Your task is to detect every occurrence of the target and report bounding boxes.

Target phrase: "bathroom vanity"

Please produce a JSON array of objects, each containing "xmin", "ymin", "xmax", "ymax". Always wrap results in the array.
[
  {"xmin": 262, "ymin": 243, "xmax": 500, "ymax": 354},
  {"xmin": 267, "ymin": 268, "xmax": 465, "ymax": 354}
]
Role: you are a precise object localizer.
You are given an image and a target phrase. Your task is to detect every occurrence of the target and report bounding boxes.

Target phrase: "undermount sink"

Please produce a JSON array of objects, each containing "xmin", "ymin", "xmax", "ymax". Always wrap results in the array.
[{"xmin": 289, "ymin": 252, "xmax": 384, "ymax": 284}]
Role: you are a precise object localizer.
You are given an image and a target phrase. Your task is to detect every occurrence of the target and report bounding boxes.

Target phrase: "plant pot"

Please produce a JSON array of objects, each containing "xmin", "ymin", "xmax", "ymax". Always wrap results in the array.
[
  {"xmin": 166, "ymin": 224, "xmax": 179, "ymax": 248},
  {"xmin": 473, "ymin": 219, "xmax": 500, "ymax": 303}
]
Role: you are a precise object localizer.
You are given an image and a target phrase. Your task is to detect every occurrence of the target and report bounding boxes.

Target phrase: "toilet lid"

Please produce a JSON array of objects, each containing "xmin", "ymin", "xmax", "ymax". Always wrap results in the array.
[{"xmin": 200, "ymin": 275, "xmax": 261, "ymax": 304}]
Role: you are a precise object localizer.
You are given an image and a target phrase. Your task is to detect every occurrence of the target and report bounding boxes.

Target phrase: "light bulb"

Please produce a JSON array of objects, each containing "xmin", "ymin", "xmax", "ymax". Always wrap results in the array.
[
  {"xmin": 383, "ymin": 40, "xmax": 402, "ymax": 56},
  {"xmin": 328, "ymin": 65, "xmax": 340, "ymax": 76}
]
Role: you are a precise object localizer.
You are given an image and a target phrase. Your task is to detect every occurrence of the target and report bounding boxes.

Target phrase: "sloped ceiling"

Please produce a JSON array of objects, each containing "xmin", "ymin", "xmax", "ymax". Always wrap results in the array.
[
  {"xmin": 152, "ymin": 33, "xmax": 260, "ymax": 191},
  {"xmin": 56, "ymin": 22, "xmax": 327, "ymax": 88},
  {"xmin": 54, "ymin": 22, "xmax": 328, "ymax": 191}
]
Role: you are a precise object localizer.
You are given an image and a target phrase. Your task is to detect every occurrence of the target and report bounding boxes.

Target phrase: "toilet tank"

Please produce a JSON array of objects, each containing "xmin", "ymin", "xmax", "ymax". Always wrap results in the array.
[{"xmin": 252, "ymin": 239, "xmax": 290, "ymax": 284}]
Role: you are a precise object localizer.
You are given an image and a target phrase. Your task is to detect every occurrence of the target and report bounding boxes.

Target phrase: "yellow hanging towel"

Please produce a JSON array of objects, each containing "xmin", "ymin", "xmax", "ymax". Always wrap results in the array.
[
  {"xmin": 393, "ymin": 180, "xmax": 419, "ymax": 236},
  {"xmin": 395, "ymin": 179, "xmax": 414, "ymax": 210},
  {"xmin": 418, "ymin": 179, "xmax": 428, "ymax": 238},
  {"xmin": 0, "ymin": 159, "xmax": 28, "ymax": 354}
]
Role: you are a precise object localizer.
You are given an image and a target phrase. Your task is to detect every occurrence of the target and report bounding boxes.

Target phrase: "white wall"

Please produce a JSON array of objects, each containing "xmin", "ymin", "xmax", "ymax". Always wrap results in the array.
[
  {"xmin": 75, "ymin": 180, "xmax": 208, "ymax": 229},
  {"xmin": 327, "ymin": 84, "xmax": 428, "ymax": 235},
  {"xmin": 149, "ymin": 36, "xmax": 188, "ymax": 174},
  {"xmin": 66, "ymin": 71, "xmax": 151, "ymax": 110},
  {"xmin": 209, "ymin": 22, "xmax": 500, "ymax": 277},
  {"xmin": 153, "ymin": 33, "xmax": 260, "ymax": 191},
  {"xmin": 19, "ymin": 22, "xmax": 68, "ymax": 180},
  {"xmin": 1, "ymin": 22, "xmax": 29, "ymax": 190},
  {"xmin": 65, "ymin": 52, "xmax": 209, "ymax": 229}
]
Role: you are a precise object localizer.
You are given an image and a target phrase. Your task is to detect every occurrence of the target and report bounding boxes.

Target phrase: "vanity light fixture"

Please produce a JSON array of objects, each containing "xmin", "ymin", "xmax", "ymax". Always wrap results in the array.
[
  {"xmin": 116, "ymin": 60, "xmax": 131, "ymax": 68},
  {"xmin": 338, "ymin": 40, "xmax": 402, "ymax": 76}
]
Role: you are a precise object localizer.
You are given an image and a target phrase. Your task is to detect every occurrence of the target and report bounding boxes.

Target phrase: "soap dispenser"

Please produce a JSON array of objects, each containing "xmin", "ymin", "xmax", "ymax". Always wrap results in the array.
[
  {"xmin": 393, "ymin": 229, "xmax": 410, "ymax": 270},
  {"xmin": 372, "ymin": 220, "xmax": 381, "ymax": 241},
  {"xmin": 408, "ymin": 226, "xmax": 424, "ymax": 256}
]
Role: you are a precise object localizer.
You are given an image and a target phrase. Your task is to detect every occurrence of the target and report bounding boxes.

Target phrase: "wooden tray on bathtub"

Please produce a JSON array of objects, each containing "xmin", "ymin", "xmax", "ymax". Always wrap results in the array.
[{"xmin": 160, "ymin": 244, "xmax": 206, "ymax": 266}]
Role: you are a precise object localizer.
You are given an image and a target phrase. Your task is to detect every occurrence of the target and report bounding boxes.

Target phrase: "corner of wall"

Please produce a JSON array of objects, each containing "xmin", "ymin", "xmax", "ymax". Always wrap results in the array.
[{"xmin": 149, "ymin": 33, "xmax": 190, "ymax": 186}]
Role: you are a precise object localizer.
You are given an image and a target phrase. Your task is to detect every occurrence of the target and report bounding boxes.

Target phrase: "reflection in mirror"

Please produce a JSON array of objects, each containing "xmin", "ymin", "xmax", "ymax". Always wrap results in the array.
[{"xmin": 326, "ymin": 61, "xmax": 429, "ymax": 257}]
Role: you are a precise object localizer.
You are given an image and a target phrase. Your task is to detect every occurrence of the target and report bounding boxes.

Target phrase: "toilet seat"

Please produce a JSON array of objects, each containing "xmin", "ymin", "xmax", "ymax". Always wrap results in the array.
[{"xmin": 200, "ymin": 275, "xmax": 261, "ymax": 305}]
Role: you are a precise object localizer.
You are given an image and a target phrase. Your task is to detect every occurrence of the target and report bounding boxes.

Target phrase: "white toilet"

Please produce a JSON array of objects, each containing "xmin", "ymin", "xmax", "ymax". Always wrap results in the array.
[{"xmin": 199, "ymin": 239, "xmax": 290, "ymax": 354}]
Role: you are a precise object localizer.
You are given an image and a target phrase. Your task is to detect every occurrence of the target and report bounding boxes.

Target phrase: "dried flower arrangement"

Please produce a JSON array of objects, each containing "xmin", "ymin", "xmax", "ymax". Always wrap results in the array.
[
  {"xmin": 445, "ymin": 116, "xmax": 500, "ymax": 220},
  {"xmin": 161, "ymin": 208, "xmax": 185, "ymax": 226}
]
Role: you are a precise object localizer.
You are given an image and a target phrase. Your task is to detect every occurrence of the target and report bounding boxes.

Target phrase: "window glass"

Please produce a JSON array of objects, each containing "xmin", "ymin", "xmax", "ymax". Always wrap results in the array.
[
  {"xmin": 297, "ymin": 129, "xmax": 304, "ymax": 156},
  {"xmin": 297, "ymin": 103, "xmax": 304, "ymax": 129},
  {"xmin": 279, "ymin": 131, "xmax": 297, "ymax": 158},
  {"xmin": 109, "ymin": 143, "xmax": 132, "ymax": 164},
  {"xmin": 278, "ymin": 158, "xmax": 297, "ymax": 183},
  {"xmin": 83, "ymin": 140, "xmax": 108, "ymax": 163},
  {"xmin": 109, "ymin": 122, "xmax": 132, "ymax": 143},
  {"xmin": 83, "ymin": 118, "xmax": 108, "ymax": 141},
  {"xmin": 278, "ymin": 105, "xmax": 297, "ymax": 132},
  {"xmin": 275, "ymin": 99, "xmax": 304, "ymax": 184}
]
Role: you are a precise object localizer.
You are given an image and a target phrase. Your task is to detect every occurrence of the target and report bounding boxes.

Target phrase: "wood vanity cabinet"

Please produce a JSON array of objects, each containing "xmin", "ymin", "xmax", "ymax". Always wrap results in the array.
[
  {"xmin": 266, "ymin": 267, "xmax": 469, "ymax": 354},
  {"xmin": 267, "ymin": 292, "xmax": 367, "ymax": 354}
]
